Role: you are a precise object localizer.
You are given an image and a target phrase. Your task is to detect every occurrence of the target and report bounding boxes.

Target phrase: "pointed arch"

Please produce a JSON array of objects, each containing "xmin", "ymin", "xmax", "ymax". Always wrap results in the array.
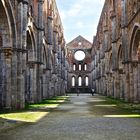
[
  {"xmin": 118, "ymin": 45, "xmax": 123, "ymax": 69},
  {"xmin": 85, "ymin": 76, "xmax": 89, "ymax": 86},
  {"xmin": 129, "ymin": 24, "xmax": 140, "ymax": 62},
  {"xmin": 78, "ymin": 76, "xmax": 82, "ymax": 86},
  {"xmin": 0, "ymin": 0, "xmax": 17, "ymax": 48},
  {"xmin": 72, "ymin": 76, "xmax": 76, "ymax": 87},
  {"xmin": 26, "ymin": 30, "xmax": 35, "ymax": 62}
]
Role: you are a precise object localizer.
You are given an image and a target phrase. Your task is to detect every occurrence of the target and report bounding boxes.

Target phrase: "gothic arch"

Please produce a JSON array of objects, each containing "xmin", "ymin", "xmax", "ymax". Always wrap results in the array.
[
  {"xmin": 85, "ymin": 76, "xmax": 89, "ymax": 86},
  {"xmin": 42, "ymin": 45, "xmax": 47, "ymax": 68},
  {"xmin": 26, "ymin": 30, "xmax": 35, "ymax": 62},
  {"xmin": 118, "ymin": 45, "xmax": 123, "ymax": 69},
  {"xmin": 0, "ymin": 0, "xmax": 17, "ymax": 48},
  {"xmin": 129, "ymin": 24, "xmax": 140, "ymax": 62},
  {"xmin": 72, "ymin": 76, "xmax": 76, "ymax": 87}
]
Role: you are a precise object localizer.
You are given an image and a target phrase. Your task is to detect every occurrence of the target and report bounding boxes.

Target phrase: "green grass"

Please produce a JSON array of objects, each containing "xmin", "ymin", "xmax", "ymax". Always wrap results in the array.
[
  {"xmin": 105, "ymin": 97, "xmax": 140, "ymax": 112},
  {"xmin": 0, "ymin": 96, "xmax": 69, "ymax": 122}
]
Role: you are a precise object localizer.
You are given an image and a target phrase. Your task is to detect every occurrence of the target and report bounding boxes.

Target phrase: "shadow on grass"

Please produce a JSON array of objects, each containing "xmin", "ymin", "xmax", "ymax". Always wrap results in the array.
[
  {"xmin": 0, "ymin": 96, "xmax": 69, "ymax": 124},
  {"xmin": 88, "ymin": 95, "xmax": 140, "ymax": 117}
]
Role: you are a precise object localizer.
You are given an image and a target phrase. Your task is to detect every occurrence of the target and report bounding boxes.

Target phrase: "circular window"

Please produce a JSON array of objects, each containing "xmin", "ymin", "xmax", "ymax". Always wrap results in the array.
[{"xmin": 74, "ymin": 50, "xmax": 85, "ymax": 61}]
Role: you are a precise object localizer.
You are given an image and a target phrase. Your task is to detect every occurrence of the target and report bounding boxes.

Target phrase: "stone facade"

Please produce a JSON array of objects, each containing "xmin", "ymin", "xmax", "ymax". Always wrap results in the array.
[
  {"xmin": 67, "ymin": 36, "xmax": 92, "ymax": 93},
  {"xmin": 0, "ymin": 0, "xmax": 67, "ymax": 109},
  {"xmin": 92, "ymin": 0, "xmax": 140, "ymax": 102}
]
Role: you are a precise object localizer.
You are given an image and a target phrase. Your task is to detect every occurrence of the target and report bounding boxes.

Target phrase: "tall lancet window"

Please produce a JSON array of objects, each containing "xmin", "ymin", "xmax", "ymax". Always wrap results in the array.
[
  {"xmin": 85, "ymin": 76, "xmax": 89, "ymax": 86},
  {"xmin": 78, "ymin": 76, "xmax": 82, "ymax": 86},
  {"xmin": 72, "ymin": 76, "xmax": 76, "ymax": 87}
]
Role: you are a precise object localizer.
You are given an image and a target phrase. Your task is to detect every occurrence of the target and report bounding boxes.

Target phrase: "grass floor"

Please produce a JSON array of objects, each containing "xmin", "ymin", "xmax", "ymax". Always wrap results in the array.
[{"xmin": 0, "ymin": 96, "xmax": 69, "ymax": 123}]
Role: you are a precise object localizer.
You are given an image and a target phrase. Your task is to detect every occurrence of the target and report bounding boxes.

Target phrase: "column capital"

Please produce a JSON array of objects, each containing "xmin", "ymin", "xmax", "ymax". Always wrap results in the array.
[{"xmin": 0, "ymin": 47, "xmax": 13, "ymax": 59}]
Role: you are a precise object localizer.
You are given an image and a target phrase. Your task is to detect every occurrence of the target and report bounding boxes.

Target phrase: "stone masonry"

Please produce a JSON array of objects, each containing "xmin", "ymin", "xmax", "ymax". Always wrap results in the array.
[
  {"xmin": 92, "ymin": 0, "xmax": 140, "ymax": 103},
  {"xmin": 0, "ymin": 0, "xmax": 67, "ymax": 109}
]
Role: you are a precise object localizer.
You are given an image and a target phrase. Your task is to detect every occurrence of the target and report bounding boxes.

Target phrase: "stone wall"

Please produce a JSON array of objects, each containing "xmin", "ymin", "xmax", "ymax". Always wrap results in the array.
[
  {"xmin": 0, "ymin": 0, "xmax": 67, "ymax": 109},
  {"xmin": 92, "ymin": 0, "xmax": 140, "ymax": 103},
  {"xmin": 67, "ymin": 36, "xmax": 92, "ymax": 93}
]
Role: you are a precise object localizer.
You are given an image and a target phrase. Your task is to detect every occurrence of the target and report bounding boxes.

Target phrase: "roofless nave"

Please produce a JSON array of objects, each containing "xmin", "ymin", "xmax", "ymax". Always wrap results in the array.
[{"xmin": 0, "ymin": 0, "xmax": 140, "ymax": 109}]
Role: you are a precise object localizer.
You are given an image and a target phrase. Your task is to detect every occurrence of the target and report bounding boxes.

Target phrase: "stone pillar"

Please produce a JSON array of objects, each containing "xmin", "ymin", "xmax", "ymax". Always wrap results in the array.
[
  {"xmin": 11, "ymin": 49, "xmax": 18, "ymax": 109},
  {"xmin": 119, "ymin": 73, "xmax": 124, "ymax": 99},
  {"xmin": 5, "ymin": 50, "xmax": 12, "ymax": 109},
  {"xmin": 42, "ymin": 71, "xmax": 48, "ymax": 99},
  {"xmin": 20, "ymin": 0, "xmax": 28, "ymax": 107},
  {"xmin": 16, "ymin": 1, "xmax": 25, "ymax": 109},
  {"xmin": 113, "ymin": 71, "xmax": 120, "ymax": 99},
  {"xmin": 36, "ymin": 0, "xmax": 44, "ymax": 102},
  {"xmin": 124, "ymin": 63, "xmax": 130, "ymax": 101},
  {"xmin": 133, "ymin": 62, "xmax": 139, "ymax": 103},
  {"xmin": 129, "ymin": 63, "xmax": 134, "ymax": 102},
  {"xmin": 0, "ymin": 51, "xmax": 6, "ymax": 108}
]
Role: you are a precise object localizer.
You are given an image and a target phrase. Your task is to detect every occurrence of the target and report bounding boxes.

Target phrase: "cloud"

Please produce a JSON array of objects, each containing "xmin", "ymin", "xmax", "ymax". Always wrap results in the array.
[
  {"xmin": 76, "ymin": 21, "xmax": 84, "ymax": 28},
  {"xmin": 56, "ymin": 0, "xmax": 105, "ymax": 43},
  {"xmin": 68, "ymin": 3, "xmax": 82, "ymax": 17}
]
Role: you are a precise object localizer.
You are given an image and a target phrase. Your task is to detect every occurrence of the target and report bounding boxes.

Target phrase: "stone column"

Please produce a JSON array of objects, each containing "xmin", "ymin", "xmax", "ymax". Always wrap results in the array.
[
  {"xmin": 0, "ymin": 51, "xmax": 6, "ymax": 108},
  {"xmin": 124, "ymin": 63, "xmax": 130, "ymax": 101},
  {"xmin": 36, "ymin": 0, "xmax": 44, "ymax": 102},
  {"xmin": 133, "ymin": 62, "xmax": 139, "ymax": 103},
  {"xmin": 16, "ymin": 1, "xmax": 25, "ymax": 109},
  {"xmin": 22, "ymin": 0, "xmax": 28, "ymax": 68},
  {"xmin": 129, "ymin": 63, "xmax": 134, "ymax": 102},
  {"xmin": 10, "ymin": 48, "xmax": 18, "ymax": 109},
  {"xmin": 5, "ymin": 49, "xmax": 12, "ymax": 109}
]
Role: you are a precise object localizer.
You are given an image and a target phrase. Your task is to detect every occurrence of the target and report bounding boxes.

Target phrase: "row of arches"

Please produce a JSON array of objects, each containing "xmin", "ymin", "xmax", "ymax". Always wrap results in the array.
[
  {"xmin": 0, "ymin": 0, "xmax": 67, "ymax": 109},
  {"xmin": 73, "ymin": 63, "xmax": 87, "ymax": 71},
  {"xmin": 72, "ymin": 76, "xmax": 89, "ymax": 87},
  {"xmin": 92, "ymin": 0, "xmax": 140, "ymax": 103}
]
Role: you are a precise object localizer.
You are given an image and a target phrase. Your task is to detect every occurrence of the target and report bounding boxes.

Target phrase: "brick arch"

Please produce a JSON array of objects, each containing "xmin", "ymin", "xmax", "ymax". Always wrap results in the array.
[{"xmin": 129, "ymin": 24, "xmax": 140, "ymax": 62}]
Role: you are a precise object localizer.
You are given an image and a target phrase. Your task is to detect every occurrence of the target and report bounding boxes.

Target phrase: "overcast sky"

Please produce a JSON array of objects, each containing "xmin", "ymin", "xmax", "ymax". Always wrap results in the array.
[{"xmin": 56, "ymin": 0, "xmax": 105, "ymax": 43}]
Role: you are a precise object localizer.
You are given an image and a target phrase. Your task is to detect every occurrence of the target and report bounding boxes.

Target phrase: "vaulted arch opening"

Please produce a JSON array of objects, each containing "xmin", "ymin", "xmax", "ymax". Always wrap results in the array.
[{"xmin": 129, "ymin": 24, "xmax": 140, "ymax": 102}]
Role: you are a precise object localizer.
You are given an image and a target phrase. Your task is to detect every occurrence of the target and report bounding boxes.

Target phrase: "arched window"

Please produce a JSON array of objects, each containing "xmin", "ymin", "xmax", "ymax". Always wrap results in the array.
[
  {"xmin": 73, "ymin": 64, "xmax": 76, "ymax": 71},
  {"xmin": 85, "ymin": 76, "xmax": 89, "ymax": 86},
  {"xmin": 79, "ymin": 64, "xmax": 82, "ymax": 71},
  {"xmin": 72, "ymin": 76, "xmax": 76, "ymax": 87},
  {"xmin": 78, "ymin": 76, "xmax": 82, "ymax": 86},
  {"xmin": 84, "ymin": 64, "xmax": 87, "ymax": 71}
]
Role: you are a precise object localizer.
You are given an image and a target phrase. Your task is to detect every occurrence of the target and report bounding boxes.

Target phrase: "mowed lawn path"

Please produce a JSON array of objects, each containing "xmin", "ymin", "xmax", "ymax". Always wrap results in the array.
[{"xmin": 0, "ymin": 94, "xmax": 140, "ymax": 140}]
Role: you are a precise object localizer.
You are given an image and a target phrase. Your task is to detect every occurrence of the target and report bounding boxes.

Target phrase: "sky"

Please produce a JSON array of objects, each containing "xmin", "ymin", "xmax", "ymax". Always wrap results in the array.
[{"xmin": 56, "ymin": 0, "xmax": 105, "ymax": 43}]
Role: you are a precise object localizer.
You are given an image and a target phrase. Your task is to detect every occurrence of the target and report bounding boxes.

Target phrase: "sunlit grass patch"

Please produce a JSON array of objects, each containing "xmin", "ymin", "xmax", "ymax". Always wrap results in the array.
[
  {"xmin": 0, "ymin": 111, "xmax": 49, "ymax": 122},
  {"xmin": 95, "ymin": 104, "xmax": 117, "ymax": 107},
  {"xmin": 26, "ymin": 95, "xmax": 69, "ymax": 110},
  {"xmin": 0, "ymin": 95, "xmax": 69, "ymax": 123},
  {"xmin": 28, "ymin": 103, "xmax": 59, "ymax": 109},
  {"xmin": 104, "ymin": 114, "xmax": 140, "ymax": 118}
]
